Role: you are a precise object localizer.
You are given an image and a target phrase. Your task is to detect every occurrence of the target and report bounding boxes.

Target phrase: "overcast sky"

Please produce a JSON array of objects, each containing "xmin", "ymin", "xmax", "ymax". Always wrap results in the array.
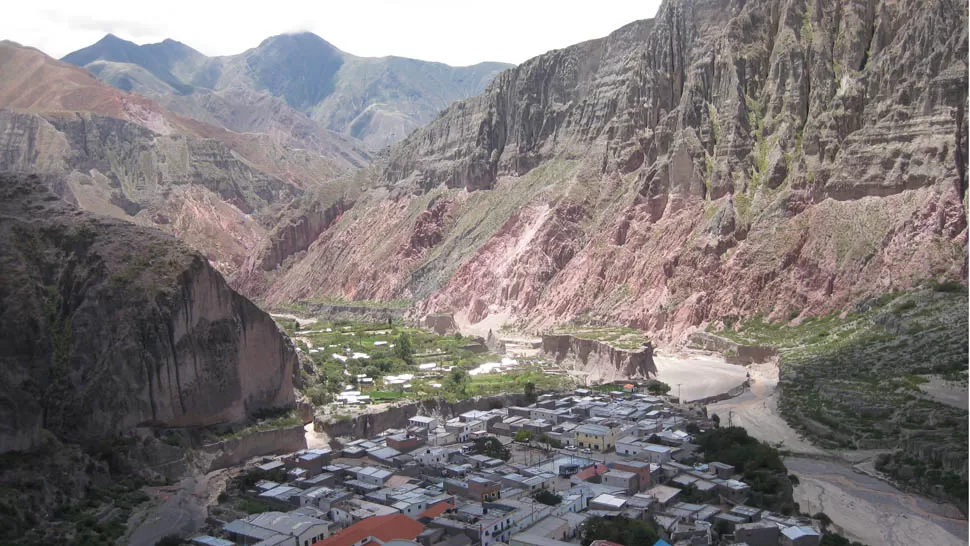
[{"xmin": 6, "ymin": 1, "xmax": 663, "ymax": 66}]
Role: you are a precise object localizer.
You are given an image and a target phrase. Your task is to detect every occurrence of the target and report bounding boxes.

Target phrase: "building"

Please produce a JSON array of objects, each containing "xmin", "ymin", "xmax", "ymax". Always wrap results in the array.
[
  {"xmin": 602, "ymin": 470, "xmax": 638, "ymax": 496},
  {"xmin": 313, "ymin": 514, "xmax": 424, "ymax": 546},
  {"xmin": 573, "ymin": 424, "xmax": 619, "ymax": 452},
  {"xmin": 225, "ymin": 511, "xmax": 330, "ymax": 546},
  {"xmin": 611, "ymin": 460, "xmax": 652, "ymax": 492},
  {"xmin": 735, "ymin": 521, "xmax": 780, "ymax": 546},
  {"xmin": 409, "ymin": 416, "xmax": 439, "ymax": 431},
  {"xmin": 781, "ymin": 526, "xmax": 822, "ymax": 546}
]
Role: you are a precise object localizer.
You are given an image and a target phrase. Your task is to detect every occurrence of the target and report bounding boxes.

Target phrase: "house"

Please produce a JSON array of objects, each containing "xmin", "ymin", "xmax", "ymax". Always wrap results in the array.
[
  {"xmin": 573, "ymin": 424, "xmax": 619, "ymax": 452},
  {"xmin": 708, "ymin": 461, "xmax": 735, "ymax": 479},
  {"xmin": 387, "ymin": 434, "xmax": 423, "ymax": 453},
  {"xmin": 355, "ymin": 467, "xmax": 394, "ymax": 487},
  {"xmin": 644, "ymin": 485, "xmax": 681, "ymax": 510},
  {"xmin": 780, "ymin": 526, "xmax": 822, "ymax": 546},
  {"xmin": 611, "ymin": 460, "xmax": 652, "ymax": 492},
  {"xmin": 508, "ymin": 534, "xmax": 573, "ymax": 546},
  {"xmin": 589, "ymin": 493, "xmax": 627, "ymax": 512},
  {"xmin": 190, "ymin": 536, "xmax": 235, "ymax": 546},
  {"xmin": 312, "ymin": 514, "xmax": 424, "ymax": 546},
  {"xmin": 735, "ymin": 520, "xmax": 780, "ymax": 546},
  {"xmin": 415, "ymin": 447, "xmax": 454, "ymax": 469},
  {"xmin": 225, "ymin": 512, "xmax": 330, "ymax": 546},
  {"xmin": 409, "ymin": 416, "xmax": 439, "ymax": 431},
  {"xmin": 602, "ymin": 470, "xmax": 638, "ymax": 496}
]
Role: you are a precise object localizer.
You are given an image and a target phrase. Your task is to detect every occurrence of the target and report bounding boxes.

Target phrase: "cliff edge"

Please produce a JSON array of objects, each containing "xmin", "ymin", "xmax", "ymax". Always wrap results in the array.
[{"xmin": 0, "ymin": 174, "xmax": 297, "ymax": 453}]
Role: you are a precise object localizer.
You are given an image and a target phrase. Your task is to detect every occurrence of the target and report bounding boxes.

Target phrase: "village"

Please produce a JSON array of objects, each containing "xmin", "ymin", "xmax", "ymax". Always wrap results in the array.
[{"xmin": 188, "ymin": 384, "xmax": 828, "ymax": 546}]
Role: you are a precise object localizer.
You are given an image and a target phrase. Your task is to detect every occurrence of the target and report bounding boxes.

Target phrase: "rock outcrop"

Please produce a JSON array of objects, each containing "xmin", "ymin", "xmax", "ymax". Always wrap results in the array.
[
  {"xmin": 247, "ymin": 0, "xmax": 967, "ymax": 341},
  {"xmin": 0, "ymin": 174, "xmax": 297, "ymax": 452},
  {"xmin": 688, "ymin": 332, "xmax": 777, "ymax": 364},
  {"xmin": 542, "ymin": 335, "xmax": 656, "ymax": 383}
]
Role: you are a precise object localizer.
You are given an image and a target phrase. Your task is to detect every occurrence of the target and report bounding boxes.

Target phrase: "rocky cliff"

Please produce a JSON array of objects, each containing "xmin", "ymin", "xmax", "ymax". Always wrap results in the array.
[
  {"xmin": 0, "ymin": 41, "xmax": 367, "ymax": 280},
  {"xmin": 688, "ymin": 332, "xmax": 777, "ymax": 364},
  {"xmin": 541, "ymin": 335, "xmax": 657, "ymax": 382},
  {"xmin": 247, "ymin": 0, "xmax": 967, "ymax": 341},
  {"xmin": 0, "ymin": 174, "xmax": 297, "ymax": 453}
]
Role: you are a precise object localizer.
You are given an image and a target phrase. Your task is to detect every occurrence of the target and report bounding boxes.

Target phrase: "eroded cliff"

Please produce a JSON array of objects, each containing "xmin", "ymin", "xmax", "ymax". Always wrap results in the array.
[
  {"xmin": 248, "ymin": 0, "xmax": 967, "ymax": 341},
  {"xmin": 542, "ymin": 335, "xmax": 657, "ymax": 383},
  {"xmin": 0, "ymin": 174, "xmax": 297, "ymax": 453}
]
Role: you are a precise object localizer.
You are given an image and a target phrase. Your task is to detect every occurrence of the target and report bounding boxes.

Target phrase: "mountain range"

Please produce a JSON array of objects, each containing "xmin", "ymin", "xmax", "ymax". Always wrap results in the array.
[
  {"xmin": 234, "ymin": 0, "xmax": 968, "ymax": 340},
  {"xmin": 62, "ymin": 32, "xmax": 512, "ymax": 149}
]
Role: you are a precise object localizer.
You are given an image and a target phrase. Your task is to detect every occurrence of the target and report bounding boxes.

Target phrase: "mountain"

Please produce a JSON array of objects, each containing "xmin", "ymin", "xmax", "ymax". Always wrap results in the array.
[
  {"xmin": 238, "ymin": 0, "xmax": 968, "ymax": 340},
  {"xmin": 0, "ymin": 41, "xmax": 369, "ymax": 276},
  {"xmin": 63, "ymin": 32, "xmax": 513, "ymax": 149},
  {"xmin": 0, "ymin": 173, "xmax": 298, "ymax": 452}
]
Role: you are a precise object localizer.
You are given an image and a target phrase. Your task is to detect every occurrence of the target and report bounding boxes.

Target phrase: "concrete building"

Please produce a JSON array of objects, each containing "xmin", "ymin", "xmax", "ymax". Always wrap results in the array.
[
  {"xmin": 781, "ymin": 526, "xmax": 822, "ymax": 546},
  {"xmin": 573, "ymin": 424, "xmax": 619, "ymax": 452},
  {"xmin": 735, "ymin": 521, "xmax": 780, "ymax": 546},
  {"xmin": 611, "ymin": 460, "xmax": 652, "ymax": 492},
  {"xmin": 602, "ymin": 470, "xmax": 638, "ymax": 496}
]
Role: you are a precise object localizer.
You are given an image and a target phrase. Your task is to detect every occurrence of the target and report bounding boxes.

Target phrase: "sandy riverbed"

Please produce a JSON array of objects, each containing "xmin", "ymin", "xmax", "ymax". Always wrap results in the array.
[
  {"xmin": 653, "ymin": 350, "xmax": 750, "ymax": 402},
  {"xmin": 709, "ymin": 361, "xmax": 968, "ymax": 546}
]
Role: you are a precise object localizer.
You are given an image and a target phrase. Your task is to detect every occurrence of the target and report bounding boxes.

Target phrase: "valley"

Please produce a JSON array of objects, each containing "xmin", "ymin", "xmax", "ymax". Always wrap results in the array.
[{"xmin": 0, "ymin": 0, "xmax": 966, "ymax": 545}]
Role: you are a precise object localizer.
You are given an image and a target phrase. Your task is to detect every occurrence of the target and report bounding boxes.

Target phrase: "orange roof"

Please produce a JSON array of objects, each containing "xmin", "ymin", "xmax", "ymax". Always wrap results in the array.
[
  {"xmin": 313, "ymin": 515, "xmax": 423, "ymax": 546},
  {"xmin": 417, "ymin": 501, "xmax": 454, "ymax": 519}
]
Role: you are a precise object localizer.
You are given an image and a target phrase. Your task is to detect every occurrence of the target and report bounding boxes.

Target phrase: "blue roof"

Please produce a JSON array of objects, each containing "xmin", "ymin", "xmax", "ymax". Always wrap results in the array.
[{"xmin": 653, "ymin": 540, "xmax": 672, "ymax": 546}]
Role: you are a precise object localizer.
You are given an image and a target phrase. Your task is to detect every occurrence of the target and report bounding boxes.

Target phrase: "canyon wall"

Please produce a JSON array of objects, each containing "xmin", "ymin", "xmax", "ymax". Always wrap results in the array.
[
  {"xmin": 687, "ymin": 332, "xmax": 778, "ymax": 364},
  {"xmin": 541, "ymin": 335, "xmax": 657, "ymax": 383},
  {"xmin": 247, "ymin": 0, "xmax": 967, "ymax": 342},
  {"xmin": 0, "ymin": 174, "xmax": 298, "ymax": 453}
]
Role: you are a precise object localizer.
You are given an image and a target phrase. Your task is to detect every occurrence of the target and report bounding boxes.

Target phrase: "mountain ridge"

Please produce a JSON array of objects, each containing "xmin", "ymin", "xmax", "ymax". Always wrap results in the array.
[
  {"xmin": 63, "ymin": 31, "xmax": 514, "ymax": 149},
  {"xmin": 239, "ymin": 0, "xmax": 968, "ymax": 342}
]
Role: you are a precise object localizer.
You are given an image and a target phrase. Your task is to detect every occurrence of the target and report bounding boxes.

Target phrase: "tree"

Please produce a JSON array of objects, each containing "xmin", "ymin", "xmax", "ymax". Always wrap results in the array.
[
  {"xmin": 514, "ymin": 429, "xmax": 534, "ymax": 443},
  {"xmin": 711, "ymin": 413, "xmax": 721, "ymax": 428},
  {"xmin": 537, "ymin": 433, "xmax": 562, "ymax": 449},
  {"xmin": 533, "ymin": 489, "xmax": 562, "ymax": 506},
  {"xmin": 524, "ymin": 382, "xmax": 537, "ymax": 404},
  {"xmin": 155, "ymin": 536, "xmax": 184, "ymax": 546},
  {"xmin": 448, "ymin": 367, "xmax": 470, "ymax": 396},
  {"xmin": 473, "ymin": 437, "xmax": 510, "ymax": 461},
  {"xmin": 645, "ymin": 379, "xmax": 671, "ymax": 395},
  {"xmin": 395, "ymin": 333, "xmax": 414, "ymax": 365},
  {"xmin": 579, "ymin": 516, "xmax": 658, "ymax": 546}
]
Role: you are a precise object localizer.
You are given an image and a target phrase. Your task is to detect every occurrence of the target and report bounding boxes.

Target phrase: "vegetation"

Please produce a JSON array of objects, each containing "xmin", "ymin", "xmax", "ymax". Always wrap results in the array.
[
  {"xmin": 579, "ymin": 516, "xmax": 658, "ymax": 546},
  {"xmin": 473, "ymin": 437, "xmax": 510, "ymax": 461},
  {"xmin": 514, "ymin": 429, "xmax": 535, "ymax": 443},
  {"xmin": 551, "ymin": 324, "xmax": 649, "ymax": 351},
  {"xmin": 715, "ymin": 287, "xmax": 968, "ymax": 506},
  {"xmin": 695, "ymin": 427, "xmax": 795, "ymax": 513},
  {"xmin": 645, "ymin": 379, "xmax": 671, "ymax": 395},
  {"xmin": 533, "ymin": 489, "xmax": 562, "ymax": 506},
  {"xmin": 524, "ymin": 381, "xmax": 537, "ymax": 404}
]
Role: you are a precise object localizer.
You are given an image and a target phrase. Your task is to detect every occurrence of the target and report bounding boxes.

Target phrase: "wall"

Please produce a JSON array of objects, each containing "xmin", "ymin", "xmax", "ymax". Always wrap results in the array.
[
  {"xmin": 204, "ymin": 425, "xmax": 308, "ymax": 471},
  {"xmin": 318, "ymin": 393, "xmax": 527, "ymax": 439}
]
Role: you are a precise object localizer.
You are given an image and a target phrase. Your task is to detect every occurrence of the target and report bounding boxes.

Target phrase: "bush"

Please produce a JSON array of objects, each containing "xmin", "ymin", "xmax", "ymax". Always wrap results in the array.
[
  {"xmin": 534, "ymin": 489, "xmax": 562, "ymax": 506},
  {"xmin": 579, "ymin": 516, "xmax": 657, "ymax": 546},
  {"xmin": 155, "ymin": 535, "xmax": 184, "ymax": 546}
]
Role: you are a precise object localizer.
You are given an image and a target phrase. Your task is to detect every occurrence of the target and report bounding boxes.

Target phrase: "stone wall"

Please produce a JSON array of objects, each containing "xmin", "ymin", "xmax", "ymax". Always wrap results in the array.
[{"xmin": 204, "ymin": 425, "xmax": 307, "ymax": 471}]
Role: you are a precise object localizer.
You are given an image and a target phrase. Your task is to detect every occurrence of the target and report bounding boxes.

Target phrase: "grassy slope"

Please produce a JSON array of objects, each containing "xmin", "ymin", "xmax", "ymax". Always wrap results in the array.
[{"xmin": 715, "ymin": 284, "xmax": 968, "ymax": 505}]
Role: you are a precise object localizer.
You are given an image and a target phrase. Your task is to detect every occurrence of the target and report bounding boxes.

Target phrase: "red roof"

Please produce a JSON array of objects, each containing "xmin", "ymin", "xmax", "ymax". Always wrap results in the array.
[
  {"xmin": 417, "ymin": 501, "xmax": 454, "ymax": 519},
  {"xmin": 313, "ymin": 515, "xmax": 423, "ymax": 546}
]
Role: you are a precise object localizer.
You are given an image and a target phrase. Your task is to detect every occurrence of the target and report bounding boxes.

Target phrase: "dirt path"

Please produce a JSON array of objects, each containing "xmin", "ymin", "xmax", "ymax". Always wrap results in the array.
[
  {"xmin": 653, "ymin": 350, "xmax": 751, "ymax": 404},
  {"xmin": 708, "ymin": 361, "xmax": 967, "ymax": 546},
  {"xmin": 125, "ymin": 471, "xmax": 229, "ymax": 546}
]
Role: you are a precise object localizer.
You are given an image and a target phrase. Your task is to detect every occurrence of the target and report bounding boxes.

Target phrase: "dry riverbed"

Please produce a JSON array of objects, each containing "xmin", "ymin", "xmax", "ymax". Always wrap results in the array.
[{"xmin": 708, "ymin": 361, "xmax": 968, "ymax": 546}]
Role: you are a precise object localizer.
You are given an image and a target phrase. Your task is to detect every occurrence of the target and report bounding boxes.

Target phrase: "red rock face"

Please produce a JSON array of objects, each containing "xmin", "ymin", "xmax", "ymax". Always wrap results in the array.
[{"xmin": 248, "ymin": 0, "xmax": 967, "ymax": 341}]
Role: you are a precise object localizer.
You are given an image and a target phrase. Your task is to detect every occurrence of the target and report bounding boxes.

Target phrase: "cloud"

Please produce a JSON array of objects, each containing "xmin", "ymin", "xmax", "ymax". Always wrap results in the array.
[{"xmin": 40, "ymin": 9, "xmax": 166, "ymax": 39}]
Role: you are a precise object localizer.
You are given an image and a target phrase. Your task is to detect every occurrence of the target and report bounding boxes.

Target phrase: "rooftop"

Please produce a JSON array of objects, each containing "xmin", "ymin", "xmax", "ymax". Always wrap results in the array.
[{"xmin": 313, "ymin": 515, "xmax": 423, "ymax": 546}]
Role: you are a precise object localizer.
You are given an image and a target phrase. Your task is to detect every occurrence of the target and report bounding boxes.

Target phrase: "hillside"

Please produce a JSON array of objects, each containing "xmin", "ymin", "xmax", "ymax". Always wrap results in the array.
[
  {"xmin": 63, "ymin": 32, "xmax": 513, "ymax": 149},
  {"xmin": 0, "ymin": 41, "xmax": 370, "ymax": 276},
  {"xmin": 238, "ymin": 0, "xmax": 967, "ymax": 342}
]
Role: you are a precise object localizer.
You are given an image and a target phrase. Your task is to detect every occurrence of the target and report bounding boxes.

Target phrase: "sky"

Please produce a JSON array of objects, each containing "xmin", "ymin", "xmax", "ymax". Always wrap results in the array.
[{"xmin": 5, "ymin": 0, "xmax": 663, "ymax": 66}]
